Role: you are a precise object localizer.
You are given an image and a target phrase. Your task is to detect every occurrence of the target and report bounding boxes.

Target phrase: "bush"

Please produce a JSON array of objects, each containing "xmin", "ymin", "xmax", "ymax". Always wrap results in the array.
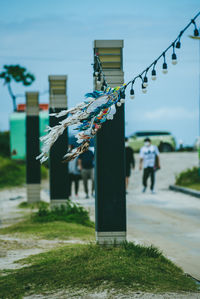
[
  {"xmin": 0, "ymin": 156, "xmax": 48, "ymax": 189},
  {"xmin": 33, "ymin": 200, "xmax": 94, "ymax": 227},
  {"xmin": 175, "ymin": 166, "xmax": 200, "ymax": 186},
  {"xmin": 0, "ymin": 156, "xmax": 25, "ymax": 188}
]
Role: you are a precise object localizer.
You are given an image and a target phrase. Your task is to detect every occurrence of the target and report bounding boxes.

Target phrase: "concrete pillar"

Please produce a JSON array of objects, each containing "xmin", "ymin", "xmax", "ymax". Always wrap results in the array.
[
  {"xmin": 93, "ymin": 40, "xmax": 126, "ymax": 245},
  {"xmin": 26, "ymin": 92, "xmax": 41, "ymax": 203},
  {"xmin": 48, "ymin": 75, "xmax": 69, "ymax": 207}
]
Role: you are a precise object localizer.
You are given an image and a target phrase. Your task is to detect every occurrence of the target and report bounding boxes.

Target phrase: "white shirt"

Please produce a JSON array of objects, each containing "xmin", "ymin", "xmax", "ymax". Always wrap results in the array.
[{"xmin": 140, "ymin": 144, "xmax": 159, "ymax": 168}]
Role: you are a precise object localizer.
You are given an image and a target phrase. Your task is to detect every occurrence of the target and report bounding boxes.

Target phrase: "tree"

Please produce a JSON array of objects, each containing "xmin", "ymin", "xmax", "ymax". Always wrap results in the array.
[{"xmin": 0, "ymin": 65, "xmax": 35, "ymax": 111}]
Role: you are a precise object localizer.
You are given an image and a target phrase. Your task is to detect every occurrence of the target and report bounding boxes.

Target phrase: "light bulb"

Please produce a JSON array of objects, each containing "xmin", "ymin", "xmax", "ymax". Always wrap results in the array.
[
  {"xmin": 117, "ymin": 102, "xmax": 122, "ymax": 107},
  {"xmin": 142, "ymin": 88, "xmax": 147, "ymax": 94},
  {"xmin": 120, "ymin": 98, "xmax": 125, "ymax": 104},
  {"xmin": 143, "ymin": 76, "xmax": 148, "ymax": 87},
  {"xmin": 130, "ymin": 88, "xmax": 135, "ymax": 99},
  {"xmin": 96, "ymin": 80, "xmax": 101, "ymax": 85},
  {"xmin": 194, "ymin": 28, "xmax": 199, "ymax": 37},
  {"xmin": 142, "ymin": 84, "xmax": 147, "ymax": 94},
  {"xmin": 162, "ymin": 62, "xmax": 168, "ymax": 74},
  {"xmin": 95, "ymin": 71, "xmax": 99, "ymax": 76},
  {"xmin": 151, "ymin": 69, "xmax": 156, "ymax": 80},
  {"xmin": 176, "ymin": 41, "xmax": 181, "ymax": 49},
  {"xmin": 172, "ymin": 53, "xmax": 177, "ymax": 65}
]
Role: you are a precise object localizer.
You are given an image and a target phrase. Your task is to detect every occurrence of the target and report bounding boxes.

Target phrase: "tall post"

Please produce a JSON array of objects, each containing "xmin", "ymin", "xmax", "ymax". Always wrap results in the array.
[
  {"xmin": 94, "ymin": 40, "xmax": 126, "ymax": 245},
  {"xmin": 48, "ymin": 75, "xmax": 69, "ymax": 207},
  {"xmin": 26, "ymin": 92, "xmax": 41, "ymax": 203}
]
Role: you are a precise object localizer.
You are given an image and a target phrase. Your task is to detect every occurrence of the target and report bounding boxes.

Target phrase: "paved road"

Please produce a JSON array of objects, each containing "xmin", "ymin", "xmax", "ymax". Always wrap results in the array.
[{"xmin": 126, "ymin": 152, "xmax": 200, "ymax": 280}]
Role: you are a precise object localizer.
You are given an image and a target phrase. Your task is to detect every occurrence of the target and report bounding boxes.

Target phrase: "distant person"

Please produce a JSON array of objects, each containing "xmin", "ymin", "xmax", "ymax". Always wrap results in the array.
[
  {"xmin": 125, "ymin": 137, "xmax": 135, "ymax": 192},
  {"xmin": 68, "ymin": 145, "xmax": 81, "ymax": 197},
  {"xmin": 139, "ymin": 138, "xmax": 160, "ymax": 194},
  {"xmin": 179, "ymin": 139, "xmax": 183, "ymax": 151},
  {"xmin": 78, "ymin": 149, "xmax": 94, "ymax": 199}
]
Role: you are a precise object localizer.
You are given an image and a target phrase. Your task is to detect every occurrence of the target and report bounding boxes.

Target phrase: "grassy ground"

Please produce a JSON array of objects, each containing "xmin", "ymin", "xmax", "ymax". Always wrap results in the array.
[
  {"xmin": 184, "ymin": 183, "xmax": 200, "ymax": 191},
  {"xmin": 18, "ymin": 201, "xmax": 49, "ymax": 209},
  {"xmin": 0, "ymin": 219, "xmax": 95, "ymax": 240},
  {"xmin": 0, "ymin": 201, "xmax": 95, "ymax": 240},
  {"xmin": 0, "ymin": 155, "xmax": 48, "ymax": 189},
  {"xmin": 0, "ymin": 242, "xmax": 198, "ymax": 298},
  {"xmin": 175, "ymin": 167, "xmax": 200, "ymax": 191}
]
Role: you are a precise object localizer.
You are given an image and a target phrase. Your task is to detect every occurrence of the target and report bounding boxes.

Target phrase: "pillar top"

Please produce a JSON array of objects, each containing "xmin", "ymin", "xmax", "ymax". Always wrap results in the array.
[
  {"xmin": 25, "ymin": 91, "xmax": 39, "ymax": 96},
  {"xmin": 25, "ymin": 92, "xmax": 39, "ymax": 116},
  {"xmin": 48, "ymin": 75, "xmax": 67, "ymax": 109},
  {"xmin": 48, "ymin": 75, "xmax": 67, "ymax": 81},
  {"xmin": 94, "ymin": 40, "xmax": 124, "ymax": 48}
]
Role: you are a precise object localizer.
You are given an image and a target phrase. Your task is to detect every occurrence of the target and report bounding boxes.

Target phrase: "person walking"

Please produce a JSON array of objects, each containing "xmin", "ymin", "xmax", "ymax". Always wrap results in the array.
[
  {"xmin": 139, "ymin": 138, "xmax": 160, "ymax": 194},
  {"xmin": 125, "ymin": 137, "xmax": 135, "ymax": 192},
  {"xmin": 68, "ymin": 145, "xmax": 81, "ymax": 197},
  {"xmin": 78, "ymin": 149, "xmax": 94, "ymax": 199}
]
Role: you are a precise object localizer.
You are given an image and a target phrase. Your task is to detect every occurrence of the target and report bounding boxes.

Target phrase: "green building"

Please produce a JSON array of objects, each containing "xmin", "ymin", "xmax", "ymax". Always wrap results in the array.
[{"xmin": 10, "ymin": 111, "xmax": 48, "ymax": 160}]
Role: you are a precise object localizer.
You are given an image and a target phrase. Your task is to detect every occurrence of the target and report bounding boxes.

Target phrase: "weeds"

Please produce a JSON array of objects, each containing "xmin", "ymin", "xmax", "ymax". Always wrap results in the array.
[{"xmin": 32, "ymin": 201, "xmax": 94, "ymax": 227}]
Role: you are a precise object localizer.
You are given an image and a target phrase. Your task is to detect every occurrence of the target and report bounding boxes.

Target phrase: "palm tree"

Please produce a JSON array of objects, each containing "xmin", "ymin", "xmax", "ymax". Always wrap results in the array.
[{"xmin": 0, "ymin": 65, "xmax": 35, "ymax": 111}]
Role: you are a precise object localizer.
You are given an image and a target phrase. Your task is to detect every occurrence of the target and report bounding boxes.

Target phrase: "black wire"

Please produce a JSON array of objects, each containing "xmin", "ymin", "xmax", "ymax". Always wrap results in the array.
[{"xmin": 94, "ymin": 11, "xmax": 200, "ymax": 90}]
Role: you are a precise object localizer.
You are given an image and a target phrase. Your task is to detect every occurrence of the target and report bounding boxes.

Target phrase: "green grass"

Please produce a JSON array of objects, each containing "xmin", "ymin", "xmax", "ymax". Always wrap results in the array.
[
  {"xmin": 18, "ymin": 201, "xmax": 49, "ymax": 209},
  {"xmin": 32, "ymin": 202, "xmax": 94, "ymax": 227},
  {"xmin": 0, "ymin": 219, "xmax": 95, "ymax": 240},
  {"xmin": 0, "ymin": 242, "xmax": 198, "ymax": 298},
  {"xmin": 175, "ymin": 166, "xmax": 200, "ymax": 191},
  {"xmin": 185, "ymin": 183, "xmax": 200, "ymax": 191},
  {"xmin": 0, "ymin": 201, "xmax": 94, "ymax": 239},
  {"xmin": 0, "ymin": 156, "xmax": 48, "ymax": 189}
]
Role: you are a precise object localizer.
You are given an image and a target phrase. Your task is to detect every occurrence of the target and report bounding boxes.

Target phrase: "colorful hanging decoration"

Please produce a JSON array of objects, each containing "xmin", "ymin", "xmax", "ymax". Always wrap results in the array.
[
  {"xmin": 37, "ymin": 12, "xmax": 200, "ymax": 163},
  {"xmin": 37, "ymin": 86, "xmax": 125, "ymax": 163}
]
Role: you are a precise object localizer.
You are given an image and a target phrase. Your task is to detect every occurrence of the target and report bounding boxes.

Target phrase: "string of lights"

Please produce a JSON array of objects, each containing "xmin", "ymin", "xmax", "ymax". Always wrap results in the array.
[
  {"xmin": 38, "ymin": 12, "xmax": 200, "ymax": 163},
  {"xmin": 94, "ymin": 11, "xmax": 200, "ymax": 99}
]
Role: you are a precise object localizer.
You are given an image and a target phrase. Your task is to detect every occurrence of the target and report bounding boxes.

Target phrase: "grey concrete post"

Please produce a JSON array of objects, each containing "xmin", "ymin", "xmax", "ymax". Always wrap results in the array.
[
  {"xmin": 48, "ymin": 75, "xmax": 70, "ymax": 207},
  {"xmin": 94, "ymin": 40, "xmax": 126, "ymax": 245},
  {"xmin": 26, "ymin": 92, "xmax": 41, "ymax": 203}
]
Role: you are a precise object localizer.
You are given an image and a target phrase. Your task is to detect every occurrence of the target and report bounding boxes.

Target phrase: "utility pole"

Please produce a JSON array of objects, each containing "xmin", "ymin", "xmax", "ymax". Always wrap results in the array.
[
  {"xmin": 93, "ymin": 40, "xmax": 126, "ymax": 245},
  {"xmin": 26, "ymin": 92, "xmax": 41, "ymax": 203},
  {"xmin": 48, "ymin": 75, "xmax": 70, "ymax": 207}
]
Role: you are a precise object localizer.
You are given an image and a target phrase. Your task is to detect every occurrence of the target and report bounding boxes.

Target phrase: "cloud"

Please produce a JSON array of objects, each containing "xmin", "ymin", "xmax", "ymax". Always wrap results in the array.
[{"xmin": 142, "ymin": 107, "xmax": 198, "ymax": 121}]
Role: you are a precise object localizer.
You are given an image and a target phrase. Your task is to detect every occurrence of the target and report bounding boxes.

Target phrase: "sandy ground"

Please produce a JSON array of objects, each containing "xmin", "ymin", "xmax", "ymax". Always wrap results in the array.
[
  {"xmin": 24, "ymin": 290, "xmax": 200, "ymax": 299},
  {"xmin": 0, "ymin": 152, "xmax": 200, "ymax": 298}
]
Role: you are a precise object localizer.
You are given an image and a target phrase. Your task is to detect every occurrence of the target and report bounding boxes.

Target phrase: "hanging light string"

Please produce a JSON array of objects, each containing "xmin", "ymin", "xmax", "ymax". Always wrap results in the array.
[
  {"xmin": 37, "ymin": 12, "xmax": 200, "ymax": 163},
  {"xmin": 94, "ymin": 53, "xmax": 109, "ymax": 90},
  {"xmin": 94, "ymin": 11, "xmax": 200, "ymax": 97}
]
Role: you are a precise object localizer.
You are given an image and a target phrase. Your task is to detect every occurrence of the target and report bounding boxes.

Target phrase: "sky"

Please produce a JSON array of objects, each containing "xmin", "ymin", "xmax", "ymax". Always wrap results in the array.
[{"xmin": 0, "ymin": 0, "xmax": 200, "ymax": 146}]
